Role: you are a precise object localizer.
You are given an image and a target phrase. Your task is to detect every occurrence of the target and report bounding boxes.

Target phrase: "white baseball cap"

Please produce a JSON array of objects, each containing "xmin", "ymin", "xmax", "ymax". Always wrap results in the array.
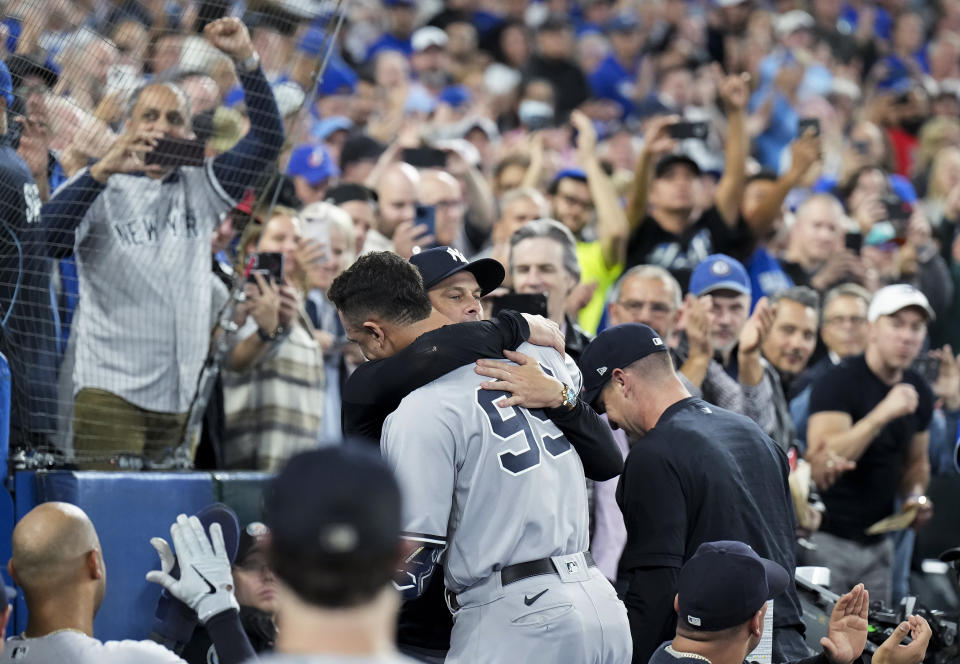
[
  {"xmin": 867, "ymin": 284, "xmax": 935, "ymax": 323},
  {"xmin": 412, "ymin": 26, "xmax": 448, "ymax": 52},
  {"xmin": 775, "ymin": 10, "xmax": 815, "ymax": 36}
]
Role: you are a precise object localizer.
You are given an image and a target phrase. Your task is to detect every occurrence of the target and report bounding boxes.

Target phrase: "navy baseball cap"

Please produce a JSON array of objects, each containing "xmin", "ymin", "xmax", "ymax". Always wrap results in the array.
[
  {"xmin": 236, "ymin": 522, "xmax": 270, "ymax": 565},
  {"xmin": 287, "ymin": 144, "xmax": 341, "ymax": 185},
  {"xmin": 0, "ymin": 60, "xmax": 13, "ymax": 107},
  {"xmin": 678, "ymin": 541, "xmax": 789, "ymax": 631},
  {"xmin": 689, "ymin": 254, "xmax": 751, "ymax": 297},
  {"xmin": 410, "ymin": 246, "xmax": 505, "ymax": 297},
  {"xmin": 580, "ymin": 323, "xmax": 668, "ymax": 407},
  {"xmin": 266, "ymin": 445, "xmax": 401, "ymax": 564},
  {"xmin": 654, "ymin": 154, "xmax": 702, "ymax": 178}
]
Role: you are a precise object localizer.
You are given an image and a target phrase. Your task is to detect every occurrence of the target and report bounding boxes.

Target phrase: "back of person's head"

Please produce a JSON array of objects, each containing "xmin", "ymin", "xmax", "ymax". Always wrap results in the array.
[
  {"xmin": 328, "ymin": 251, "xmax": 432, "ymax": 327},
  {"xmin": 10, "ymin": 502, "xmax": 104, "ymax": 606},
  {"xmin": 674, "ymin": 541, "xmax": 789, "ymax": 646},
  {"xmin": 265, "ymin": 446, "xmax": 402, "ymax": 609}
]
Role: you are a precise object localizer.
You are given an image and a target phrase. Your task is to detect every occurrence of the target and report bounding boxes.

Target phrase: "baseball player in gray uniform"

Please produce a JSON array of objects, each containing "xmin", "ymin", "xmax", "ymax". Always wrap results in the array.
[{"xmin": 329, "ymin": 252, "xmax": 630, "ymax": 664}]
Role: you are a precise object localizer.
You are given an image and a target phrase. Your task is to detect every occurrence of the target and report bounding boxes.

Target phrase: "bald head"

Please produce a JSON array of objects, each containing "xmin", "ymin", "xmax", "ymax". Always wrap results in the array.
[
  {"xmin": 420, "ymin": 170, "xmax": 464, "ymax": 246},
  {"xmin": 788, "ymin": 194, "xmax": 844, "ymax": 265},
  {"xmin": 376, "ymin": 162, "xmax": 420, "ymax": 237},
  {"xmin": 11, "ymin": 502, "xmax": 101, "ymax": 592}
]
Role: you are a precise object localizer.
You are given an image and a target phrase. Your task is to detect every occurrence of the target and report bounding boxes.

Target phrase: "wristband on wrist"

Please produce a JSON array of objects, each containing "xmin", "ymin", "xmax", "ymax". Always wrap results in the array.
[
  {"xmin": 235, "ymin": 52, "xmax": 260, "ymax": 73},
  {"xmin": 257, "ymin": 325, "xmax": 284, "ymax": 343}
]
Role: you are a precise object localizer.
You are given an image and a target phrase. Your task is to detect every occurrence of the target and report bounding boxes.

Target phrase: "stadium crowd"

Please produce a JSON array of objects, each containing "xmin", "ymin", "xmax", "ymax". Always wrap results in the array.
[{"xmin": 0, "ymin": 0, "xmax": 959, "ymax": 661}]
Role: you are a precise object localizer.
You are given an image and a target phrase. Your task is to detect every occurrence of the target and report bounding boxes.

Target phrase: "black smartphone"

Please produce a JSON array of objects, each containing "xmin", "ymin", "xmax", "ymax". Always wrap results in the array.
[
  {"xmin": 668, "ymin": 121, "xmax": 709, "ymax": 140},
  {"xmin": 245, "ymin": 251, "xmax": 285, "ymax": 285},
  {"xmin": 401, "ymin": 147, "xmax": 448, "ymax": 169},
  {"xmin": 415, "ymin": 204, "xmax": 437, "ymax": 248},
  {"xmin": 489, "ymin": 293, "xmax": 549, "ymax": 318},
  {"xmin": 883, "ymin": 196, "xmax": 911, "ymax": 223},
  {"xmin": 798, "ymin": 117, "xmax": 821, "ymax": 137},
  {"xmin": 844, "ymin": 232, "xmax": 863, "ymax": 253},
  {"xmin": 914, "ymin": 352, "xmax": 941, "ymax": 385},
  {"xmin": 145, "ymin": 135, "xmax": 206, "ymax": 168}
]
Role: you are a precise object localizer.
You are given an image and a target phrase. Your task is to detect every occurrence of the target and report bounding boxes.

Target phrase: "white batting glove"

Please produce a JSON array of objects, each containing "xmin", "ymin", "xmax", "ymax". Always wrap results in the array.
[{"xmin": 146, "ymin": 514, "xmax": 239, "ymax": 624}]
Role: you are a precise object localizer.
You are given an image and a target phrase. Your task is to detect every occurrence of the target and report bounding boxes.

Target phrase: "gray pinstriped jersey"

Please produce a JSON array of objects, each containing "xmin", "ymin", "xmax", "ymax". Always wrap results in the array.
[
  {"xmin": 382, "ymin": 343, "xmax": 589, "ymax": 593},
  {"xmin": 64, "ymin": 162, "xmax": 234, "ymax": 412}
]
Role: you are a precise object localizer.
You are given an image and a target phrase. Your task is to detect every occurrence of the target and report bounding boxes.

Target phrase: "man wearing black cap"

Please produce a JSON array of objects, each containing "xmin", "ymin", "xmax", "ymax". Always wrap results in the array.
[
  {"xmin": 409, "ymin": 246, "xmax": 504, "ymax": 322},
  {"xmin": 653, "ymin": 540, "xmax": 930, "ymax": 664},
  {"xmin": 624, "ymin": 74, "xmax": 750, "ymax": 290},
  {"xmin": 579, "ymin": 323, "xmax": 808, "ymax": 664},
  {"xmin": 257, "ymin": 446, "xmax": 418, "ymax": 663}
]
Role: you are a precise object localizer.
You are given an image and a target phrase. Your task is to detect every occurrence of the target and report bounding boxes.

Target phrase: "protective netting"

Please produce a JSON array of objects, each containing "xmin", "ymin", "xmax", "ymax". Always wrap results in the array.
[{"xmin": 0, "ymin": 0, "xmax": 343, "ymax": 470}]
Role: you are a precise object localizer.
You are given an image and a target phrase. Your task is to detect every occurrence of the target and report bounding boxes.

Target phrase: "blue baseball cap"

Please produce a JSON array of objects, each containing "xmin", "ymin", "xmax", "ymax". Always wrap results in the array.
[
  {"xmin": 383, "ymin": 0, "xmax": 415, "ymax": 7},
  {"xmin": 689, "ymin": 254, "xmax": 751, "ymax": 298},
  {"xmin": 0, "ymin": 60, "xmax": 13, "ymax": 107},
  {"xmin": 409, "ymin": 246, "xmax": 505, "ymax": 297},
  {"xmin": 678, "ymin": 541, "xmax": 789, "ymax": 631},
  {"xmin": 579, "ymin": 323, "xmax": 669, "ymax": 407},
  {"xmin": 439, "ymin": 85, "xmax": 471, "ymax": 109},
  {"xmin": 287, "ymin": 144, "xmax": 341, "ymax": 185},
  {"xmin": 313, "ymin": 116, "xmax": 353, "ymax": 141},
  {"xmin": 552, "ymin": 168, "xmax": 588, "ymax": 186},
  {"xmin": 318, "ymin": 60, "xmax": 357, "ymax": 96}
]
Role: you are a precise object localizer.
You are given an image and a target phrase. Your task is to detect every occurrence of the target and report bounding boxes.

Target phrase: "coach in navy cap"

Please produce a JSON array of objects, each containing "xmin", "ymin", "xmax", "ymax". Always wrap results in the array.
[
  {"xmin": 579, "ymin": 324, "xmax": 812, "ymax": 663},
  {"xmin": 409, "ymin": 246, "xmax": 505, "ymax": 323},
  {"xmin": 647, "ymin": 540, "xmax": 928, "ymax": 664}
]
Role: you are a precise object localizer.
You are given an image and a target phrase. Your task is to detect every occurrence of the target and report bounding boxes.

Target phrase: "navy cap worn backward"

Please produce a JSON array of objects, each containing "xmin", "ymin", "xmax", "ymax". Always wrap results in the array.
[
  {"xmin": 689, "ymin": 254, "xmax": 751, "ymax": 298},
  {"xmin": 579, "ymin": 323, "xmax": 668, "ymax": 407},
  {"xmin": 678, "ymin": 541, "xmax": 790, "ymax": 631},
  {"xmin": 410, "ymin": 246, "xmax": 505, "ymax": 297}
]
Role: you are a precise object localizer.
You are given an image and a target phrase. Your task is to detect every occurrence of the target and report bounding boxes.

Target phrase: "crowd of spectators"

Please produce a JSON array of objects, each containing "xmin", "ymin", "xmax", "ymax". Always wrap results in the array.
[{"xmin": 1, "ymin": 0, "xmax": 960, "ymax": 650}]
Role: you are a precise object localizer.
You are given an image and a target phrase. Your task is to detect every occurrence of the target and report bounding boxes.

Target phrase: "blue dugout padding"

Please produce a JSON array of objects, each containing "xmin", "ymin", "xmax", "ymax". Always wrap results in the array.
[
  {"xmin": 13, "ymin": 471, "xmax": 215, "ymax": 641},
  {"xmin": 9, "ymin": 470, "xmax": 274, "ymax": 641},
  {"xmin": 0, "ymin": 352, "xmax": 9, "ymax": 476}
]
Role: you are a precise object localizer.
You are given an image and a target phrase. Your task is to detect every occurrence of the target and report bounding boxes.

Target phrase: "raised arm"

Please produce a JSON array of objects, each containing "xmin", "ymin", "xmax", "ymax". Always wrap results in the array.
[
  {"xmin": 713, "ymin": 74, "xmax": 750, "ymax": 228},
  {"xmin": 743, "ymin": 131, "xmax": 821, "ymax": 236},
  {"xmin": 208, "ymin": 18, "xmax": 285, "ymax": 202},
  {"xmin": 571, "ymin": 110, "xmax": 628, "ymax": 269},
  {"xmin": 625, "ymin": 115, "xmax": 678, "ymax": 232}
]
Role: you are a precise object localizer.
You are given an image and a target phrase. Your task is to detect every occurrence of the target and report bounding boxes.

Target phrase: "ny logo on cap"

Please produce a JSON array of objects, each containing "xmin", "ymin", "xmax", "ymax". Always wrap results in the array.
[
  {"xmin": 653, "ymin": 337, "xmax": 663, "ymax": 346},
  {"xmin": 446, "ymin": 247, "xmax": 468, "ymax": 263},
  {"xmin": 596, "ymin": 366, "xmax": 607, "ymax": 376}
]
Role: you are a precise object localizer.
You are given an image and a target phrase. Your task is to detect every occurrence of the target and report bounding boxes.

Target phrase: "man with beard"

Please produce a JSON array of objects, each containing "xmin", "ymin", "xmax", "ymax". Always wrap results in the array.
[{"xmin": 738, "ymin": 287, "xmax": 821, "ymax": 452}]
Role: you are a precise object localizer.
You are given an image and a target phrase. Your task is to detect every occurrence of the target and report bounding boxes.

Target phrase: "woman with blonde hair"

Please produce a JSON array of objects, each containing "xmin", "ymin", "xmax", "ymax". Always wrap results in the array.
[
  {"xmin": 298, "ymin": 201, "xmax": 357, "ymax": 441},
  {"xmin": 222, "ymin": 205, "xmax": 326, "ymax": 470}
]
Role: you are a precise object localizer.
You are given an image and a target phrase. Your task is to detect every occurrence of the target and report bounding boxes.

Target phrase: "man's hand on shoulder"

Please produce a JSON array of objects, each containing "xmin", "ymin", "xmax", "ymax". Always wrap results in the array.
[
  {"xmin": 203, "ymin": 17, "xmax": 255, "ymax": 62},
  {"xmin": 521, "ymin": 313, "xmax": 565, "ymax": 357},
  {"xmin": 475, "ymin": 350, "xmax": 565, "ymax": 410}
]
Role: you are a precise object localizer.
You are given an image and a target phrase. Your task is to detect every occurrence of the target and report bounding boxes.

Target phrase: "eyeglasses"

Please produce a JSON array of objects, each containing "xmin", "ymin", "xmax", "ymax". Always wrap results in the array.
[
  {"xmin": 559, "ymin": 193, "xmax": 594, "ymax": 211},
  {"xmin": 824, "ymin": 315, "xmax": 867, "ymax": 327},
  {"xmin": 616, "ymin": 300, "xmax": 673, "ymax": 315},
  {"xmin": 433, "ymin": 199, "xmax": 464, "ymax": 211},
  {"xmin": 15, "ymin": 84, "xmax": 47, "ymax": 98}
]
